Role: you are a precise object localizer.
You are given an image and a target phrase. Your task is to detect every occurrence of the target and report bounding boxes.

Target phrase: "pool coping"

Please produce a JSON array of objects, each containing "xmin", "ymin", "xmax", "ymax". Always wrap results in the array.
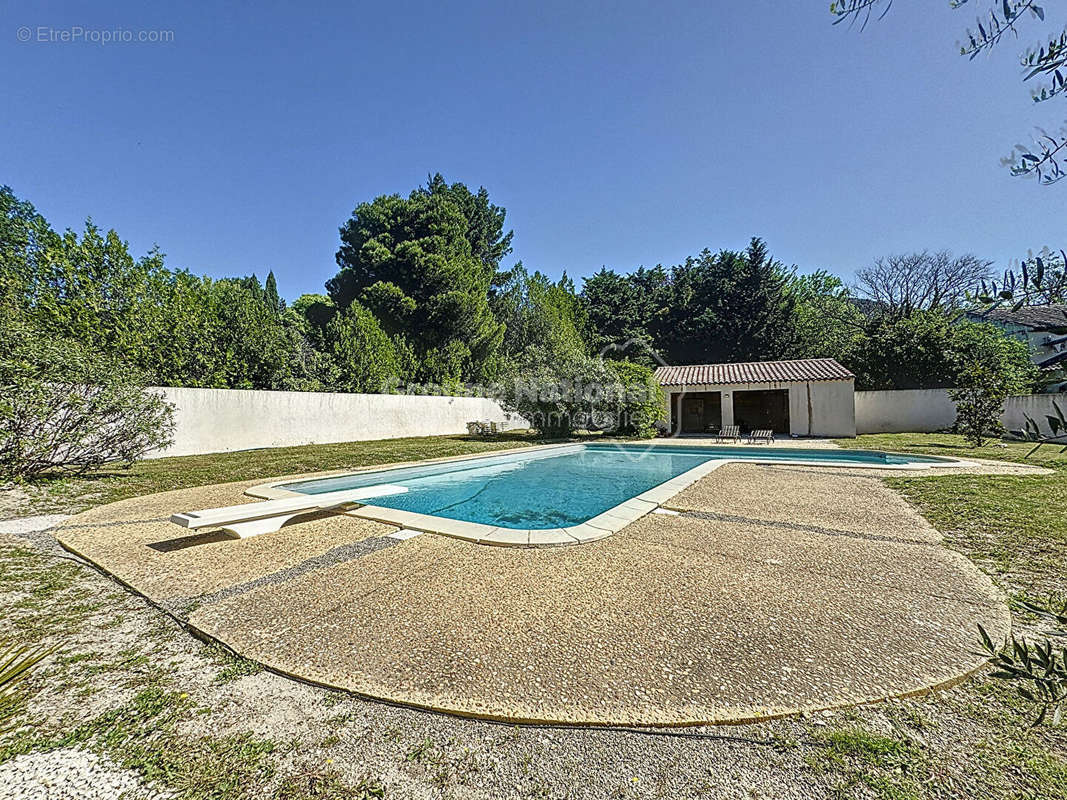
[{"xmin": 245, "ymin": 442, "xmax": 976, "ymax": 548}]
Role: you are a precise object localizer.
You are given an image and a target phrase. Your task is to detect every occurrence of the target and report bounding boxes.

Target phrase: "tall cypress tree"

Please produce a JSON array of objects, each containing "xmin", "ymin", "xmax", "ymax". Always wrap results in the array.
[{"xmin": 264, "ymin": 270, "xmax": 283, "ymax": 313}]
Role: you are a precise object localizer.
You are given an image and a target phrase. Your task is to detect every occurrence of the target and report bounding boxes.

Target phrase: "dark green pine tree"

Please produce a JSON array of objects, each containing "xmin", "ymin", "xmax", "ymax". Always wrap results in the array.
[{"xmin": 327, "ymin": 176, "xmax": 510, "ymax": 383}]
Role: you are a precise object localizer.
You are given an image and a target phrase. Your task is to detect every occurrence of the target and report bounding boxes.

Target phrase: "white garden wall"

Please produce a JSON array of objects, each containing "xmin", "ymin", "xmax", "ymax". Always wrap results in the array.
[
  {"xmin": 1000, "ymin": 393, "xmax": 1067, "ymax": 436},
  {"xmin": 855, "ymin": 389, "xmax": 956, "ymax": 434},
  {"xmin": 856, "ymin": 389, "xmax": 1067, "ymax": 436},
  {"xmin": 145, "ymin": 384, "xmax": 1067, "ymax": 458},
  {"xmin": 146, "ymin": 387, "xmax": 527, "ymax": 458}
]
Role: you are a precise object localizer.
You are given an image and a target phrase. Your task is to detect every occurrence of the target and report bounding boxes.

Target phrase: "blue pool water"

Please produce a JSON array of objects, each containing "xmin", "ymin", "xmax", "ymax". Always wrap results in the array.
[{"xmin": 280, "ymin": 444, "xmax": 951, "ymax": 530}]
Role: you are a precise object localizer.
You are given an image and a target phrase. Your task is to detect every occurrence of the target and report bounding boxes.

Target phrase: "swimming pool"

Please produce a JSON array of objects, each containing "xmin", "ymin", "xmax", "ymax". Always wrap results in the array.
[{"xmin": 272, "ymin": 444, "xmax": 958, "ymax": 537}]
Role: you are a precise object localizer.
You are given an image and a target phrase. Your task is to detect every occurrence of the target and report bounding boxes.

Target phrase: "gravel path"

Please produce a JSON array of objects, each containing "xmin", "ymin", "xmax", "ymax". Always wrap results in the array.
[
  {"xmin": 0, "ymin": 514, "xmax": 72, "ymax": 558},
  {"xmin": 0, "ymin": 748, "xmax": 172, "ymax": 800}
]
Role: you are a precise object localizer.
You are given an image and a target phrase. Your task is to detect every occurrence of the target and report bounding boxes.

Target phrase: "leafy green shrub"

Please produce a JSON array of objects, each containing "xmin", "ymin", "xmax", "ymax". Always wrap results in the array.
[
  {"xmin": 0, "ymin": 321, "xmax": 175, "ymax": 480},
  {"xmin": 325, "ymin": 301, "xmax": 407, "ymax": 393},
  {"xmin": 948, "ymin": 321, "xmax": 1039, "ymax": 446},
  {"xmin": 499, "ymin": 349, "xmax": 596, "ymax": 437},
  {"xmin": 500, "ymin": 349, "xmax": 663, "ymax": 438},
  {"xmin": 604, "ymin": 360, "xmax": 664, "ymax": 438},
  {"xmin": 949, "ymin": 382, "xmax": 1006, "ymax": 447}
]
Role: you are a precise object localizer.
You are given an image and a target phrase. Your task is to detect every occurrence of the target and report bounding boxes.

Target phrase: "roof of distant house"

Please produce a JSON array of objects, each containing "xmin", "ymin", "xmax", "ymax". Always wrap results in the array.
[
  {"xmin": 968, "ymin": 304, "xmax": 1067, "ymax": 330},
  {"xmin": 654, "ymin": 358, "xmax": 854, "ymax": 386},
  {"xmin": 1037, "ymin": 349, "xmax": 1067, "ymax": 369}
]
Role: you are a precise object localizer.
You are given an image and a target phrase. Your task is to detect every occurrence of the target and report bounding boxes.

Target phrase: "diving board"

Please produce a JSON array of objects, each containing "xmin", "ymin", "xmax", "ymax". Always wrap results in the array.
[{"xmin": 169, "ymin": 485, "xmax": 408, "ymax": 539}]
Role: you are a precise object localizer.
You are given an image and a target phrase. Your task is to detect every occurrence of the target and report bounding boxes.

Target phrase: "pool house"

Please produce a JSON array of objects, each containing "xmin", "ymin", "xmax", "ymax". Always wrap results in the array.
[{"xmin": 655, "ymin": 358, "xmax": 856, "ymax": 438}]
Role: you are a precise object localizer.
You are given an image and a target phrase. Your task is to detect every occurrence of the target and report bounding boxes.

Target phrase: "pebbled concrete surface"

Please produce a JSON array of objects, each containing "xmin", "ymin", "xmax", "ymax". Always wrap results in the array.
[
  {"xmin": 54, "ymin": 463, "xmax": 1012, "ymax": 726},
  {"xmin": 55, "ymin": 478, "xmax": 394, "ymax": 607},
  {"xmin": 663, "ymin": 463, "xmax": 945, "ymax": 543}
]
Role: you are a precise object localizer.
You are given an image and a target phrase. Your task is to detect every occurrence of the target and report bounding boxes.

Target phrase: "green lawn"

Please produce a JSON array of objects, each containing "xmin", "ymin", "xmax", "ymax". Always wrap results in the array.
[
  {"xmin": 835, "ymin": 434, "xmax": 1067, "ymax": 598},
  {"xmin": 835, "ymin": 432, "xmax": 1067, "ymax": 468},
  {"xmin": 1, "ymin": 433, "xmax": 546, "ymax": 520}
]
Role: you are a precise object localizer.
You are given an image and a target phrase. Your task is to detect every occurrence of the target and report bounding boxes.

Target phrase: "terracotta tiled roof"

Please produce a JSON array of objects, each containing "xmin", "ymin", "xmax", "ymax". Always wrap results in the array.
[{"xmin": 654, "ymin": 358, "xmax": 854, "ymax": 386}]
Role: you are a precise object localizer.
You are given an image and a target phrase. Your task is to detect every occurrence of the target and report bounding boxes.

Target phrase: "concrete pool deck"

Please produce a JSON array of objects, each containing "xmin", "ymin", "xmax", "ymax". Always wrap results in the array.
[{"xmin": 53, "ymin": 456, "xmax": 1041, "ymax": 726}]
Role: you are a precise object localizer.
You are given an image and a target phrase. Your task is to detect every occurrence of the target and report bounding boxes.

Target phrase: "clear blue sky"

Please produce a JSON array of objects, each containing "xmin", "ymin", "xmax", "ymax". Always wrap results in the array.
[{"xmin": 3, "ymin": 0, "xmax": 1062, "ymax": 301}]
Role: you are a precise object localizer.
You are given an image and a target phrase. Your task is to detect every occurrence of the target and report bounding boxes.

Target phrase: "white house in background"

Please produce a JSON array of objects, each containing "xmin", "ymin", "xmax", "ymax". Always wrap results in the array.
[
  {"xmin": 655, "ymin": 358, "xmax": 856, "ymax": 438},
  {"xmin": 966, "ymin": 304, "xmax": 1067, "ymax": 391}
]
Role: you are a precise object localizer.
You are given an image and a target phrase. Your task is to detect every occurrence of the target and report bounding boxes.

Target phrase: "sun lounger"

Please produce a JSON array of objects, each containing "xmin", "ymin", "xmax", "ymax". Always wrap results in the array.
[
  {"xmin": 715, "ymin": 425, "xmax": 741, "ymax": 443},
  {"xmin": 169, "ymin": 485, "xmax": 408, "ymax": 539},
  {"xmin": 747, "ymin": 429, "xmax": 774, "ymax": 444}
]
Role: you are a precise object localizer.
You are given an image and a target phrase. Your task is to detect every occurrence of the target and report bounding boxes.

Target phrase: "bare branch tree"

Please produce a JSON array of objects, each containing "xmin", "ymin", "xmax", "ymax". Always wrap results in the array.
[{"xmin": 855, "ymin": 250, "xmax": 993, "ymax": 317}]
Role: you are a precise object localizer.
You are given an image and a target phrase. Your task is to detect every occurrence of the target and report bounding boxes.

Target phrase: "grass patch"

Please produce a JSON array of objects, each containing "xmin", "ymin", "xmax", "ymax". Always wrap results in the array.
[
  {"xmin": 0, "ymin": 545, "xmax": 101, "ymax": 641},
  {"xmin": 276, "ymin": 768, "xmax": 386, "ymax": 799},
  {"xmin": 65, "ymin": 686, "xmax": 277, "ymax": 799},
  {"xmin": 405, "ymin": 737, "xmax": 436, "ymax": 764},
  {"xmin": 0, "ymin": 542, "xmax": 275, "ymax": 799},
  {"xmin": 808, "ymin": 726, "xmax": 925, "ymax": 800},
  {"xmin": 834, "ymin": 432, "xmax": 1067, "ymax": 467},
  {"xmin": 1, "ymin": 432, "xmax": 556, "ymax": 520},
  {"xmin": 0, "ymin": 559, "xmax": 276, "ymax": 797},
  {"xmin": 206, "ymin": 644, "xmax": 264, "ymax": 683},
  {"xmin": 1, "ymin": 680, "xmax": 278, "ymax": 799}
]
